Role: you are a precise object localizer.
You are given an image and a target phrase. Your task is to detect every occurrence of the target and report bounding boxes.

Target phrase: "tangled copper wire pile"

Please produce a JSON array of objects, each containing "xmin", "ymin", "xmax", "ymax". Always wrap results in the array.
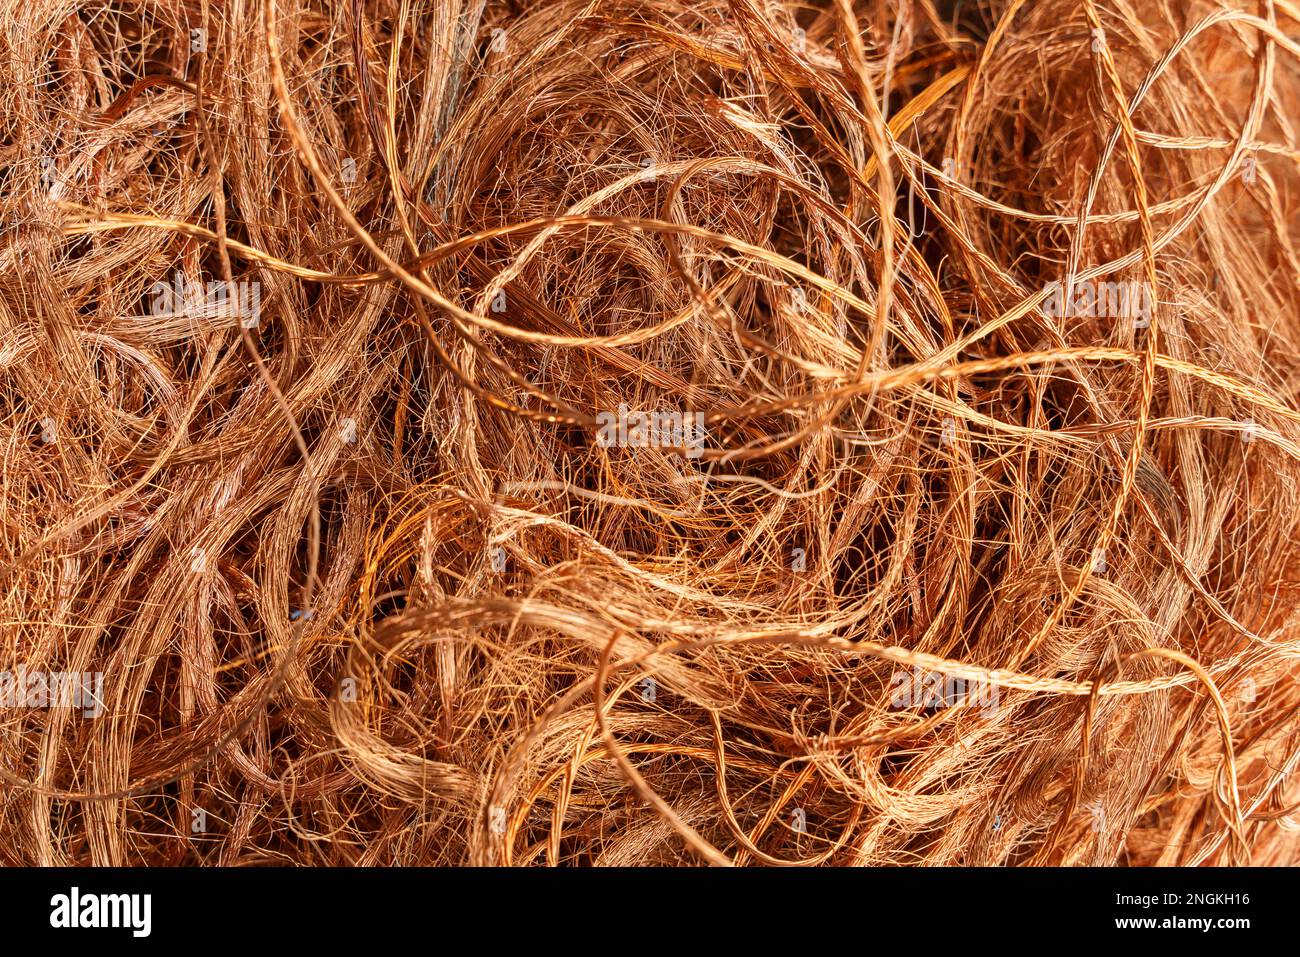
[{"xmin": 2, "ymin": 0, "xmax": 1300, "ymax": 866}]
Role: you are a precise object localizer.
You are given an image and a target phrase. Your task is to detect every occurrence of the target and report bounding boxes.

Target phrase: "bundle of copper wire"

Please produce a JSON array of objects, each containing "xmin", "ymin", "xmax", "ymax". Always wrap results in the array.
[{"xmin": 2, "ymin": 0, "xmax": 1299, "ymax": 865}]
